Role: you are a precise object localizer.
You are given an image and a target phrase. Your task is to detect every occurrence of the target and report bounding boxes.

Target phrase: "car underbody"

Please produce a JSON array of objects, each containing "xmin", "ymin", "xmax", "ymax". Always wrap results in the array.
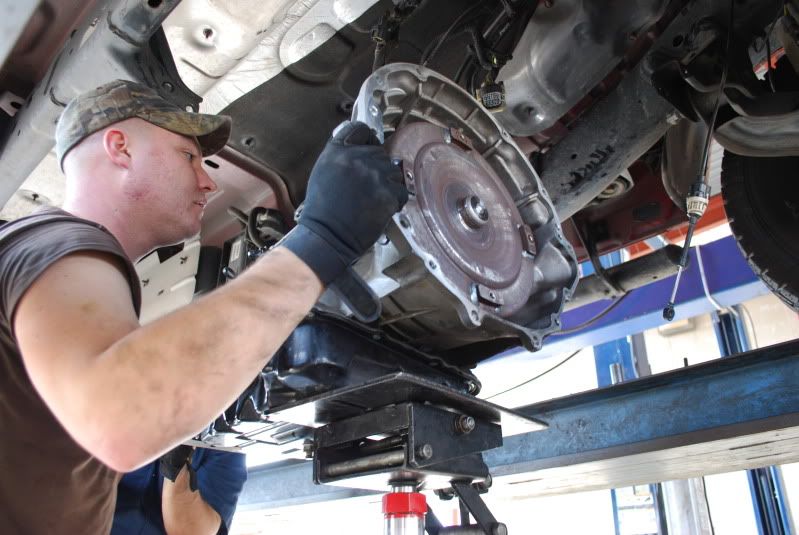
[{"xmin": 2, "ymin": 0, "xmax": 799, "ymax": 479}]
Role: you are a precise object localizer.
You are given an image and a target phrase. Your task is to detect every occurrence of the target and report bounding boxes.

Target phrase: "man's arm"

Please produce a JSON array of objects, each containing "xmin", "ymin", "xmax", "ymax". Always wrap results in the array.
[
  {"xmin": 161, "ymin": 466, "xmax": 222, "ymax": 535},
  {"xmin": 14, "ymin": 246, "xmax": 322, "ymax": 471},
  {"xmin": 13, "ymin": 121, "xmax": 406, "ymax": 472}
]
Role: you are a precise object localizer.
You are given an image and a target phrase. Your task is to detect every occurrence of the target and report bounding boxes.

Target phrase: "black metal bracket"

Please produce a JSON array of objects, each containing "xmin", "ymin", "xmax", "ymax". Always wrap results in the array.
[
  {"xmin": 425, "ymin": 480, "xmax": 508, "ymax": 535},
  {"xmin": 451, "ymin": 480, "xmax": 507, "ymax": 535},
  {"xmin": 313, "ymin": 401, "xmax": 500, "ymax": 488}
]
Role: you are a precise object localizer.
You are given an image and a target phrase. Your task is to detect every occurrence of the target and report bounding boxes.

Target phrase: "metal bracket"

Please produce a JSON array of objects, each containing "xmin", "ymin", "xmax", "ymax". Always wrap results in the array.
[
  {"xmin": 425, "ymin": 480, "xmax": 508, "ymax": 535},
  {"xmin": 449, "ymin": 481, "xmax": 507, "ymax": 535}
]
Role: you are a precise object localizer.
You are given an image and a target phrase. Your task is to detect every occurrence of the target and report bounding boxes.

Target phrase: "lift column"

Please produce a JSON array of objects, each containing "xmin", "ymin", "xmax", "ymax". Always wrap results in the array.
[{"xmin": 383, "ymin": 482, "xmax": 426, "ymax": 535}]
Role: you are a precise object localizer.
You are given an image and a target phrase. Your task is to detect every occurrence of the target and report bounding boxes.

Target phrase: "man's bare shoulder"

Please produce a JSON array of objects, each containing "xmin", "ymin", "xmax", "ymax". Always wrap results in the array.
[{"xmin": 13, "ymin": 250, "xmax": 139, "ymax": 407}]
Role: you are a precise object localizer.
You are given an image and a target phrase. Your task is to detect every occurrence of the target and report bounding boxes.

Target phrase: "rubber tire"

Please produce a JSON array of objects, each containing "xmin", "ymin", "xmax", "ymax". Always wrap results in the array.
[{"xmin": 721, "ymin": 151, "xmax": 799, "ymax": 310}]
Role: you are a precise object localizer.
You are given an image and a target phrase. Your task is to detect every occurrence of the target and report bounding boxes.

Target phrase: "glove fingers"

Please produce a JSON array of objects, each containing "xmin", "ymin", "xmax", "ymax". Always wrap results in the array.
[
  {"xmin": 332, "ymin": 120, "xmax": 381, "ymax": 146},
  {"xmin": 376, "ymin": 161, "xmax": 408, "ymax": 210}
]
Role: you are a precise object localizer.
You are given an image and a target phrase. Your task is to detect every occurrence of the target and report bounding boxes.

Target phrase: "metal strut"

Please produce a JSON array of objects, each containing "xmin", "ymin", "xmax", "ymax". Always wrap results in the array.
[{"xmin": 424, "ymin": 480, "xmax": 508, "ymax": 535}]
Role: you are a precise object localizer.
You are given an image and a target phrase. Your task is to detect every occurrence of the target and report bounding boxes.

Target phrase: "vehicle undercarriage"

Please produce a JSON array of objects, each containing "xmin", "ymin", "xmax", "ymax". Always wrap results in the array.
[{"xmin": 2, "ymin": 0, "xmax": 799, "ymax": 508}]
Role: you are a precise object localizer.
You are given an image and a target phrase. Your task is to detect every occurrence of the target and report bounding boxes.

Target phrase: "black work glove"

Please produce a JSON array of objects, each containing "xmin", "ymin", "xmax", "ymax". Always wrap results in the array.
[
  {"xmin": 281, "ymin": 121, "xmax": 408, "ymax": 284},
  {"xmin": 159, "ymin": 445, "xmax": 198, "ymax": 492}
]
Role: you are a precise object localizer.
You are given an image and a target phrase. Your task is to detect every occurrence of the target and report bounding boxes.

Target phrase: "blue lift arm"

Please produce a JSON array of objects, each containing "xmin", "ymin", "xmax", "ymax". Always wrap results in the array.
[{"xmin": 487, "ymin": 339, "xmax": 799, "ymax": 494}]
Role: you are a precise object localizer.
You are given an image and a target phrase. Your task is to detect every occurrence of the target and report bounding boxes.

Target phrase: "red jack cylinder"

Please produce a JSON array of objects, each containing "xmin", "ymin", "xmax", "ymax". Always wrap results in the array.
[{"xmin": 383, "ymin": 484, "xmax": 426, "ymax": 535}]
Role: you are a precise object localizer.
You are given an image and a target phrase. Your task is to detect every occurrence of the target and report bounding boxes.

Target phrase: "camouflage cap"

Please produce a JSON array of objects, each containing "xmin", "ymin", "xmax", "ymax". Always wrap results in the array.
[{"xmin": 55, "ymin": 79, "xmax": 231, "ymax": 168}]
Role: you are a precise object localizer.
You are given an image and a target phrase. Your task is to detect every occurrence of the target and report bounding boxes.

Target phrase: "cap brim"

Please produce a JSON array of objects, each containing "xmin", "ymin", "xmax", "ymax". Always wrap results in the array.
[{"xmin": 141, "ymin": 109, "xmax": 232, "ymax": 157}]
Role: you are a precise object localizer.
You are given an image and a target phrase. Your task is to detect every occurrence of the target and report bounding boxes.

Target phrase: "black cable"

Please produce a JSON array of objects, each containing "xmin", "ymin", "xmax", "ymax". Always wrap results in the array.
[
  {"xmin": 550, "ymin": 293, "xmax": 630, "ymax": 336},
  {"xmin": 766, "ymin": 26, "xmax": 776, "ymax": 92},
  {"xmin": 698, "ymin": 0, "xmax": 735, "ymax": 181},
  {"xmin": 755, "ymin": 1, "xmax": 784, "ymax": 93},
  {"xmin": 462, "ymin": 25, "xmax": 495, "ymax": 70},
  {"xmin": 664, "ymin": 0, "xmax": 735, "ymax": 321},
  {"xmin": 701, "ymin": 476, "xmax": 716, "ymax": 535},
  {"xmin": 484, "ymin": 348, "xmax": 583, "ymax": 400},
  {"xmin": 421, "ymin": 3, "xmax": 487, "ymax": 66},
  {"xmin": 453, "ymin": 51, "xmax": 474, "ymax": 84}
]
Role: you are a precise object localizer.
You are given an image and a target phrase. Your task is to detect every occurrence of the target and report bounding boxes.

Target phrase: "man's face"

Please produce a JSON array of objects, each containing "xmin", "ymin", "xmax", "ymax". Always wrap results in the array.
[{"xmin": 123, "ymin": 121, "xmax": 217, "ymax": 246}]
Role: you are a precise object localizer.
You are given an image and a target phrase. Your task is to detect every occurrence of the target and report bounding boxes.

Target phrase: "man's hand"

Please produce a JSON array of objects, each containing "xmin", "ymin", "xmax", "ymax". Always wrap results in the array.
[{"xmin": 281, "ymin": 121, "xmax": 408, "ymax": 284}]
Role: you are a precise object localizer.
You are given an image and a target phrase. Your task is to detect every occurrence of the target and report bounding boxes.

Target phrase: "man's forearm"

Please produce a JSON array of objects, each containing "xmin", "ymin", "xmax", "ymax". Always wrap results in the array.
[
  {"xmin": 82, "ymin": 247, "xmax": 323, "ymax": 469},
  {"xmin": 162, "ymin": 467, "xmax": 222, "ymax": 535}
]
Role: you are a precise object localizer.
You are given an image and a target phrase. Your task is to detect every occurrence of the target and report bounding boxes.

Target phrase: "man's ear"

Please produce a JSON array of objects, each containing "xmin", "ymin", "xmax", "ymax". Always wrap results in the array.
[{"xmin": 103, "ymin": 128, "xmax": 132, "ymax": 169}]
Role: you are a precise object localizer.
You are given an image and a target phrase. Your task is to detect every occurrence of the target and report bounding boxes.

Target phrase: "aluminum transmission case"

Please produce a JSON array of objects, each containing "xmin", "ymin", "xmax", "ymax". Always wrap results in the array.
[{"xmin": 318, "ymin": 63, "xmax": 578, "ymax": 353}]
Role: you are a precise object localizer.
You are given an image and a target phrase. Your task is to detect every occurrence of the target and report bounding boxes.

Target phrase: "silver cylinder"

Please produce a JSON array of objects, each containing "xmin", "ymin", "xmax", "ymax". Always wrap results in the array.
[{"xmin": 384, "ymin": 515, "xmax": 424, "ymax": 535}]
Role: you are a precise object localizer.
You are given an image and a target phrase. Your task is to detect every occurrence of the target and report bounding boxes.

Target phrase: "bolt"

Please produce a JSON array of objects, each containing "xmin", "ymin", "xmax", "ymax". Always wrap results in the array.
[
  {"xmin": 405, "ymin": 170, "xmax": 414, "ymax": 181},
  {"xmin": 544, "ymin": 0, "xmax": 554, "ymax": 6},
  {"xmin": 473, "ymin": 474, "xmax": 492, "ymax": 492},
  {"xmin": 416, "ymin": 443, "xmax": 433, "ymax": 460},
  {"xmin": 455, "ymin": 415, "xmax": 476, "ymax": 435},
  {"xmin": 466, "ymin": 381, "xmax": 479, "ymax": 394},
  {"xmin": 369, "ymin": 104, "xmax": 380, "ymax": 117},
  {"xmin": 179, "ymin": 255, "xmax": 188, "ymax": 265},
  {"xmin": 162, "ymin": 81, "xmax": 174, "ymax": 93},
  {"xmin": 469, "ymin": 283, "xmax": 479, "ymax": 305},
  {"xmin": 435, "ymin": 488, "xmax": 456, "ymax": 501}
]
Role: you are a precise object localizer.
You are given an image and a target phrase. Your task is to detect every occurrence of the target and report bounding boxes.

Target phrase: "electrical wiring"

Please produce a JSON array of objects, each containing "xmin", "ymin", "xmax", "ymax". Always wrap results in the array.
[
  {"xmin": 484, "ymin": 348, "xmax": 583, "ymax": 401},
  {"xmin": 699, "ymin": 0, "xmax": 735, "ymax": 180},
  {"xmin": 696, "ymin": 244, "xmax": 739, "ymax": 318},
  {"xmin": 550, "ymin": 293, "xmax": 630, "ymax": 336},
  {"xmin": 420, "ymin": 3, "xmax": 487, "ymax": 67},
  {"xmin": 664, "ymin": 0, "xmax": 735, "ymax": 320},
  {"xmin": 756, "ymin": 0, "xmax": 785, "ymax": 92}
]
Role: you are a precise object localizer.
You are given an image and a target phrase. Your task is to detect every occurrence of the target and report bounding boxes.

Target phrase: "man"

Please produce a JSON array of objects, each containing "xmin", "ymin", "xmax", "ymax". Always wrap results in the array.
[
  {"xmin": 112, "ymin": 445, "xmax": 247, "ymax": 535},
  {"xmin": 0, "ymin": 79, "xmax": 406, "ymax": 534}
]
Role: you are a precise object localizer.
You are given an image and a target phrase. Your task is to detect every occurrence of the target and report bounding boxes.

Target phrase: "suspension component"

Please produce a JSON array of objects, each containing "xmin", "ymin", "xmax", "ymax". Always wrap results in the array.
[{"xmin": 663, "ymin": 181, "xmax": 711, "ymax": 321}]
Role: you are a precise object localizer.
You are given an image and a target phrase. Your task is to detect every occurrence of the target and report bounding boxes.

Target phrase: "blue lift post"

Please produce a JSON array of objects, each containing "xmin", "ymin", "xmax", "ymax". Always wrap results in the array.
[
  {"xmin": 714, "ymin": 308, "xmax": 795, "ymax": 535},
  {"xmin": 589, "ymin": 250, "xmax": 666, "ymax": 535}
]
